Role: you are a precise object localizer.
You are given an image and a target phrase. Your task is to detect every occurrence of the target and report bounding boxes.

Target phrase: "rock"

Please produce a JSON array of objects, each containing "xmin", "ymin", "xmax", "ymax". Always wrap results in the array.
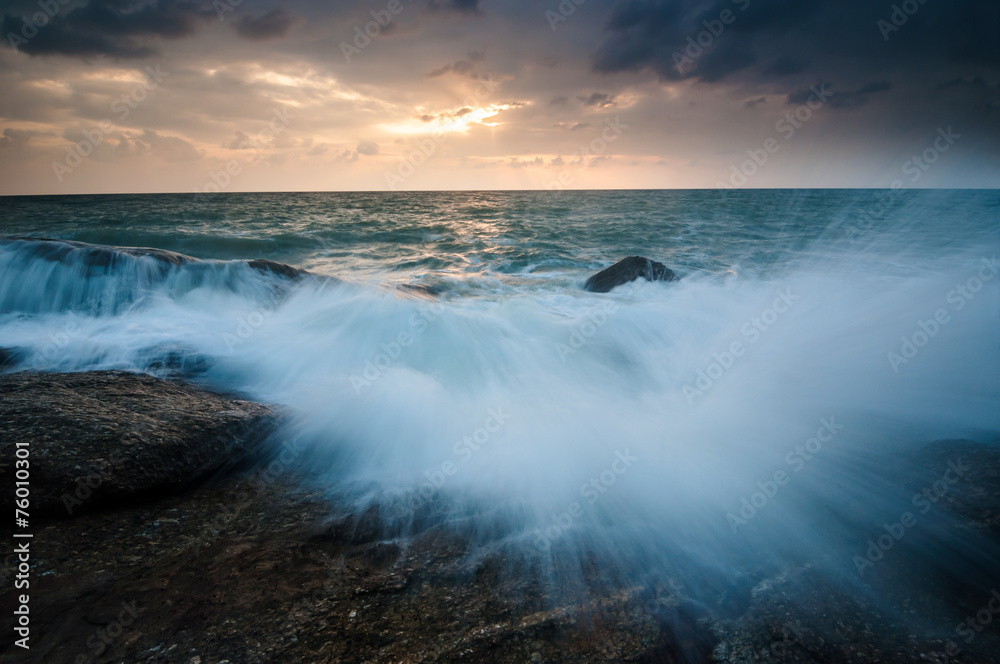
[
  {"xmin": 0, "ymin": 371, "xmax": 280, "ymax": 517},
  {"xmin": 1, "ymin": 236, "xmax": 193, "ymax": 274},
  {"xmin": 396, "ymin": 283, "xmax": 441, "ymax": 299},
  {"xmin": 583, "ymin": 256, "xmax": 677, "ymax": 293},
  {"xmin": 1, "ymin": 237, "xmax": 320, "ymax": 283},
  {"xmin": 0, "ymin": 347, "xmax": 20, "ymax": 370},
  {"xmin": 246, "ymin": 258, "xmax": 310, "ymax": 280},
  {"xmin": 2, "ymin": 377, "xmax": 999, "ymax": 664}
]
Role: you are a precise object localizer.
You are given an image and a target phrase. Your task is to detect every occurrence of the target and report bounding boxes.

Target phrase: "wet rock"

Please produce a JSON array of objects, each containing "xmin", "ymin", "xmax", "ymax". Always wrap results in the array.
[
  {"xmin": 2, "ymin": 383, "xmax": 999, "ymax": 664},
  {"xmin": 0, "ymin": 347, "xmax": 20, "ymax": 370},
  {"xmin": 245, "ymin": 258, "xmax": 310, "ymax": 281},
  {"xmin": 584, "ymin": 256, "xmax": 677, "ymax": 293},
  {"xmin": 0, "ymin": 237, "xmax": 320, "ymax": 284},
  {"xmin": 0, "ymin": 370, "xmax": 280, "ymax": 517},
  {"xmin": 397, "ymin": 283, "xmax": 441, "ymax": 299},
  {"xmin": 1, "ymin": 237, "xmax": 192, "ymax": 274}
]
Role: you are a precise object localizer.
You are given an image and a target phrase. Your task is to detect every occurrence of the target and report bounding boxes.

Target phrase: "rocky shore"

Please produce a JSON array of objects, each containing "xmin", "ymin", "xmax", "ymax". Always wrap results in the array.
[{"xmin": 1, "ymin": 370, "xmax": 999, "ymax": 663}]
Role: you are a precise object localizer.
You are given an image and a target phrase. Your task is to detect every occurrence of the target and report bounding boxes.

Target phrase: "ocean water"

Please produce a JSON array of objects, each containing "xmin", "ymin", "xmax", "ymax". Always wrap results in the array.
[{"xmin": 2, "ymin": 189, "xmax": 999, "ymax": 604}]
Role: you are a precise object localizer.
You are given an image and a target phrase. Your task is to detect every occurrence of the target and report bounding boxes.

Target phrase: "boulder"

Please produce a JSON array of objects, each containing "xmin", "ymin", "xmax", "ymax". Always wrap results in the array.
[
  {"xmin": 584, "ymin": 256, "xmax": 677, "ymax": 293},
  {"xmin": 0, "ymin": 370, "xmax": 280, "ymax": 516}
]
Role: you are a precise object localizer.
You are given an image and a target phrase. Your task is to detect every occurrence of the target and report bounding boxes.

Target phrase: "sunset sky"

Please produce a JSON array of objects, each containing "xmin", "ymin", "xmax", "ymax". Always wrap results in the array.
[{"xmin": 0, "ymin": 0, "xmax": 997, "ymax": 194}]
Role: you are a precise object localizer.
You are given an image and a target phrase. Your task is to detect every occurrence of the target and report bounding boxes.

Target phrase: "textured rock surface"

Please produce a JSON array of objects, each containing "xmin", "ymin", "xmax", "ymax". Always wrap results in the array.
[
  {"xmin": 584, "ymin": 256, "xmax": 677, "ymax": 293},
  {"xmin": 1, "ymin": 373, "xmax": 998, "ymax": 663},
  {"xmin": 0, "ymin": 371, "xmax": 280, "ymax": 516}
]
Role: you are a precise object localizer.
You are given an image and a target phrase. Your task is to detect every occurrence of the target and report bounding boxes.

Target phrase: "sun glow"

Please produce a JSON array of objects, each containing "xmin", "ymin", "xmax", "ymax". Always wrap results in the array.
[{"xmin": 380, "ymin": 103, "xmax": 518, "ymax": 135}]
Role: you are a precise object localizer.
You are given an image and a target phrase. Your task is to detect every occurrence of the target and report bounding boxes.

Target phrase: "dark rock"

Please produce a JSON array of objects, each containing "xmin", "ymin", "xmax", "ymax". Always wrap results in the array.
[
  {"xmin": 245, "ymin": 258, "xmax": 310, "ymax": 280},
  {"xmin": 1, "ymin": 237, "xmax": 322, "ymax": 283},
  {"xmin": 1, "ymin": 237, "xmax": 192, "ymax": 275},
  {"xmin": 397, "ymin": 283, "xmax": 441, "ymax": 299},
  {"xmin": 2, "ymin": 378, "xmax": 999, "ymax": 664},
  {"xmin": 141, "ymin": 344, "xmax": 213, "ymax": 378},
  {"xmin": 0, "ymin": 370, "xmax": 280, "ymax": 517},
  {"xmin": 0, "ymin": 347, "xmax": 20, "ymax": 370},
  {"xmin": 584, "ymin": 256, "xmax": 677, "ymax": 293}
]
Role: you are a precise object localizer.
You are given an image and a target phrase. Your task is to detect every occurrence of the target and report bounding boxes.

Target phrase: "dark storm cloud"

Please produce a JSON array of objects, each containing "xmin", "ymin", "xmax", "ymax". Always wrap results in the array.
[
  {"xmin": 787, "ymin": 81, "xmax": 891, "ymax": 109},
  {"xmin": 592, "ymin": 0, "xmax": 1000, "ymax": 85},
  {"xmin": 3, "ymin": 0, "xmax": 212, "ymax": 58},
  {"xmin": 427, "ymin": 0, "xmax": 482, "ymax": 15},
  {"xmin": 234, "ymin": 7, "xmax": 297, "ymax": 41}
]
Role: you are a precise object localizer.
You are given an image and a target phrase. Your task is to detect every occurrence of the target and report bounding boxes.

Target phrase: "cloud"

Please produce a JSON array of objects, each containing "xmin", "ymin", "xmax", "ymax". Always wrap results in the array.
[
  {"xmin": 764, "ymin": 55, "xmax": 807, "ymax": 77},
  {"xmin": 0, "ymin": 128, "xmax": 36, "ymax": 148},
  {"xmin": 426, "ymin": 50, "xmax": 484, "ymax": 78},
  {"xmin": 787, "ymin": 81, "xmax": 891, "ymax": 109},
  {"xmin": 744, "ymin": 96, "xmax": 767, "ymax": 109},
  {"xmin": 578, "ymin": 92, "xmax": 616, "ymax": 108},
  {"xmin": 138, "ymin": 129, "xmax": 201, "ymax": 161},
  {"xmin": 427, "ymin": 0, "xmax": 483, "ymax": 15},
  {"xmin": 508, "ymin": 156, "xmax": 543, "ymax": 168},
  {"xmin": 2, "ymin": 0, "xmax": 212, "ymax": 59},
  {"xmin": 356, "ymin": 140, "xmax": 379, "ymax": 155},
  {"xmin": 234, "ymin": 8, "xmax": 298, "ymax": 41},
  {"xmin": 224, "ymin": 131, "xmax": 252, "ymax": 150},
  {"xmin": 592, "ymin": 0, "xmax": 1000, "ymax": 87},
  {"xmin": 550, "ymin": 96, "xmax": 568, "ymax": 106}
]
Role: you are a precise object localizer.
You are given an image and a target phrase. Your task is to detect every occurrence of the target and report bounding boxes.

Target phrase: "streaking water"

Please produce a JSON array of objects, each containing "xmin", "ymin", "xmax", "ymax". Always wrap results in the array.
[{"xmin": 1, "ymin": 189, "xmax": 999, "ymax": 612}]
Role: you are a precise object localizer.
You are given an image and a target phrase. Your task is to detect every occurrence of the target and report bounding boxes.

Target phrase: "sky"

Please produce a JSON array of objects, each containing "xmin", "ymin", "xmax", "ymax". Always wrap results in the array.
[{"xmin": 0, "ymin": 0, "xmax": 997, "ymax": 194}]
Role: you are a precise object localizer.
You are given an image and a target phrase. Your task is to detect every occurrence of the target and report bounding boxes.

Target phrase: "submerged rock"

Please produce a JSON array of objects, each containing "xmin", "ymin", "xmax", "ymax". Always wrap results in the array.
[
  {"xmin": 584, "ymin": 256, "xmax": 677, "ymax": 293},
  {"xmin": 0, "ymin": 370, "xmax": 280, "ymax": 516}
]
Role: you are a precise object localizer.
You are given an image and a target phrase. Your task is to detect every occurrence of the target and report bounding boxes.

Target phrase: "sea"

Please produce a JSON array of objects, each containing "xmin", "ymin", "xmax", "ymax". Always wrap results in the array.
[{"xmin": 1, "ymin": 189, "xmax": 999, "ymax": 600}]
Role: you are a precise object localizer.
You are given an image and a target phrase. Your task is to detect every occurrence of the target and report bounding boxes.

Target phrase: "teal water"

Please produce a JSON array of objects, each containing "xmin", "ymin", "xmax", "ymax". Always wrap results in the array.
[
  {"xmin": 1, "ymin": 189, "xmax": 999, "ymax": 607},
  {"xmin": 3, "ymin": 190, "xmax": 995, "ymax": 291}
]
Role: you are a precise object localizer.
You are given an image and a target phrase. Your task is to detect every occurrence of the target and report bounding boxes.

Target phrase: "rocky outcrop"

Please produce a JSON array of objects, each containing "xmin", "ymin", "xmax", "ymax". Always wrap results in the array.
[
  {"xmin": 1, "ymin": 372, "xmax": 999, "ymax": 663},
  {"xmin": 1, "ymin": 237, "xmax": 311, "ymax": 282},
  {"xmin": 584, "ymin": 256, "xmax": 677, "ymax": 293},
  {"xmin": 0, "ymin": 371, "xmax": 280, "ymax": 516}
]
